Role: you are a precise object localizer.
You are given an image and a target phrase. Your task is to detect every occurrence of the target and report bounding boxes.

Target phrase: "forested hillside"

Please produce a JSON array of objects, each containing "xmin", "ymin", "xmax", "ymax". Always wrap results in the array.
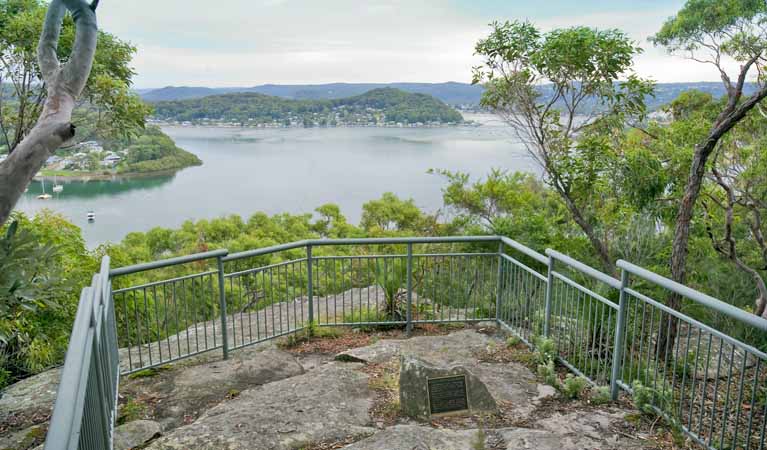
[
  {"xmin": 141, "ymin": 82, "xmax": 484, "ymax": 105},
  {"xmin": 140, "ymin": 81, "xmax": 759, "ymax": 111},
  {"xmin": 151, "ymin": 88, "xmax": 464, "ymax": 126}
]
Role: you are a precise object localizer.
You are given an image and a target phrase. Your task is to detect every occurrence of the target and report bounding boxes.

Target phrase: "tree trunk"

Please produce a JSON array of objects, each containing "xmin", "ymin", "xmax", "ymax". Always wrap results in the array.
[
  {"xmin": 555, "ymin": 182, "xmax": 616, "ymax": 276},
  {"xmin": 660, "ymin": 85, "xmax": 767, "ymax": 360},
  {"xmin": 0, "ymin": 0, "xmax": 99, "ymax": 227}
]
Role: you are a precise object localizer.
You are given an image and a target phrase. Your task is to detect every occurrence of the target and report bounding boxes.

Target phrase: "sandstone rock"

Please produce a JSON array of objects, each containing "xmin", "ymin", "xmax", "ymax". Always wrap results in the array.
[
  {"xmin": 0, "ymin": 424, "xmax": 46, "ymax": 450},
  {"xmin": 344, "ymin": 425, "xmax": 483, "ymax": 450},
  {"xmin": 0, "ymin": 368, "xmax": 60, "ymax": 424},
  {"xmin": 335, "ymin": 340, "xmax": 401, "ymax": 363},
  {"xmin": 114, "ymin": 420, "xmax": 161, "ymax": 450},
  {"xmin": 335, "ymin": 329, "xmax": 494, "ymax": 365},
  {"xmin": 120, "ymin": 348, "xmax": 304, "ymax": 430},
  {"xmin": 144, "ymin": 362, "xmax": 375, "ymax": 450},
  {"xmin": 499, "ymin": 409, "xmax": 650, "ymax": 449},
  {"xmin": 336, "ymin": 329, "xmax": 553, "ymax": 421},
  {"xmin": 399, "ymin": 355, "xmax": 497, "ymax": 420}
]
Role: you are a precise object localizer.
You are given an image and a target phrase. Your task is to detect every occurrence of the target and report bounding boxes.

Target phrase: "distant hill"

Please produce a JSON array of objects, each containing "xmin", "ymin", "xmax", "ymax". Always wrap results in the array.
[
  {"xmin": 152, "ymin": 87, "xmax": 464, "ymax": 126},
  {"xmin": 141, "ymin": 82, "xmax": 484, "ymax": 106},
  {"xmin": 139, "ymin": 81, "xmax": 760, "ymax": 110}
]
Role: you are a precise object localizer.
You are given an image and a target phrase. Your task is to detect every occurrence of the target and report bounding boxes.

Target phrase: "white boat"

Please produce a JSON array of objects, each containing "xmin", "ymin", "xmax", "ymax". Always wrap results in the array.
[
  {"xmin": 37, "ymin": 179, "xmax": 52, "ymax": 200},
  {"xmin": 52, "ymin": 176, "xmax": 63, "ymax": 193},
  {"xmin": 87, "ymin": 211, "xmax": 96, "ymax": 222}
]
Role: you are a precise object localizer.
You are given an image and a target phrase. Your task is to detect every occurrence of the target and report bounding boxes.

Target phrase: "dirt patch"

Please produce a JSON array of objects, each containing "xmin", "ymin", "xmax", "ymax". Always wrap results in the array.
[
  {"xmin": 280, "ymin": 330, "xmax": 374, "ymax": 355},
  {"xmin": 360, "ymin": 361, "xmax": 401, "ymax": 427}
]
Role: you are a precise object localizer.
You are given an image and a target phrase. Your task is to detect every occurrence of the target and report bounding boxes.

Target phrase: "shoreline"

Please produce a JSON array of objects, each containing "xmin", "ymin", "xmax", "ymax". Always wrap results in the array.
[{"xmin": 33, "ymin": 168, "xmax": 181, "ymax": 183}]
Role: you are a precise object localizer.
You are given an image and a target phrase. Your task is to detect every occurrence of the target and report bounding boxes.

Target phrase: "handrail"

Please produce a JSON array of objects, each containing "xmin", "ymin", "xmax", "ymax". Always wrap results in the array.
[
  {"xmin": 45, "ymin": 256, "xmax": 118, "ymax": 450},
  {"xmin": 44, "ymin": 288, "xmax": 94, "ymax": 449},
  {"xmin": 500, "ymin": 236, "xmax": 548, "ymax": 264},
  {"xmin": 223, "ymin": 235, "xmax": 502, "ymax": 262},
  {"xmin": 110, "ymin": 249, "xmax": 228, "ymax": 277},
  {"xmin": 617, "ymin": 259, "xmax": 767, "ymax": 332},
  {"xmin": 545, "ymin": 248, "xmax": 621, "ymax": 289}
]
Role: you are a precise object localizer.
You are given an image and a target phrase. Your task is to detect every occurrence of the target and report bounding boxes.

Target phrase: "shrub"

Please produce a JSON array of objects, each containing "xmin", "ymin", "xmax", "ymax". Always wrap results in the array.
[
  {"xmin": 537, "ymin": 359, "xmax": 560, "ymax": 389},
  {"xmin": 561, "ymin": 374, "xmax": 589, "ymax": 399},
  {"xmin": 118, "ymin": 398, "xmax": 147, "ymax": 425},
  {"xmin": 532, "ymin": 335, "xmax": 557, "ymax": 365},
  {"xmin": 590, "ymin": 386, "xmax": 613, "ymax": 405},
  {"xmin": 0, "ymin": 214, "xmax": 97, "ymax": 388}
]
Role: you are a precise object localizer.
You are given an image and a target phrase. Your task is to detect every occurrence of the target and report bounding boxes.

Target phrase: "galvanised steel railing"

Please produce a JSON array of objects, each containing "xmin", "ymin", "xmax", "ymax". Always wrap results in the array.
[
  {"xmin": 44, "ymin": 257, "xmax": 119, "ymax": 450},
  {"xmin": 43, "ymin": 235, "xmax": 767, "ymax": 450}
]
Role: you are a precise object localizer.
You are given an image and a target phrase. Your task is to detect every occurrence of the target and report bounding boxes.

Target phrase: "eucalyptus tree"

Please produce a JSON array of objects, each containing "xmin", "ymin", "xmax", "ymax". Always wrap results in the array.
[
  {"xmin": 472, "ymin": 21, "xmax": 654, "ymax": 274},
  {"xmin": 0, "ymin": 0, "xmax": 148, "ymax": 226},
  {"xmin": 700, "ymin": 108, "xmax": 767, "ymax": 318},
  {"xmin": 651, "ymin": 0, "xmax": 767, "ymax": 311}
]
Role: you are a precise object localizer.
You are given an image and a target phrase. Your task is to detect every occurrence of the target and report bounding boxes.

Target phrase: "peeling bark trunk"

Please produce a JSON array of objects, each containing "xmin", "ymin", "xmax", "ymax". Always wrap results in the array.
[{"xmin": 0, "ymin": 0, "xmax": 99, "ymax": 226}]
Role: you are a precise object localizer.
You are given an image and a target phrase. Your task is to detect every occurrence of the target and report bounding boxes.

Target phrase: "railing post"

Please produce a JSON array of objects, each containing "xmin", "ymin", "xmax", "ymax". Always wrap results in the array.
[
  {"xmin": 307, "ymin": 245, "xmax": 314, "ymax": 325},
  {"xmin": 216, "ymin": 255, "xmax": 229, "ymax": 360},
  {"xmin": 406, "ymin": 243, "xmax": 413, "ymax": 335},
  {"xmin": 610, "ymin": 269, "xmax": 629, "ymax": 400},
  {"xmin": 495, "ymin": 241, "xmax": 504, "ymax": 323},
  {"xmin": 543, "ymin": 255, "xmax": 555, "ymax": 337}
]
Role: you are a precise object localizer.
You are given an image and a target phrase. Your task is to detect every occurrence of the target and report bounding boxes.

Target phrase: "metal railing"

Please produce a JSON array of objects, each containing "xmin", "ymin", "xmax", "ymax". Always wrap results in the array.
[
  {"xmin": 43, "ymin": 235, "xmax": 767, "ymax": 450},
  {"xmin": 44, "ymin": 257, "xmax": 119, "ymax": 450}
]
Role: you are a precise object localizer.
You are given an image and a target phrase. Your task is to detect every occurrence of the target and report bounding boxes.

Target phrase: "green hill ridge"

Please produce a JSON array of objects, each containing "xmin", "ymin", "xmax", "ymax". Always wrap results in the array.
[{"xmin": 152, "ymin": 88, "xmax": 464, "ymax": 126}]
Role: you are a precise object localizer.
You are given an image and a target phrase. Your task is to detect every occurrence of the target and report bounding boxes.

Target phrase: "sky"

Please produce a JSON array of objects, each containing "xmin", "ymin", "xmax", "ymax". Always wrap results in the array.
[{"xmin": 96, "ymin": 0, "xmax": 736, "ymax": 89}]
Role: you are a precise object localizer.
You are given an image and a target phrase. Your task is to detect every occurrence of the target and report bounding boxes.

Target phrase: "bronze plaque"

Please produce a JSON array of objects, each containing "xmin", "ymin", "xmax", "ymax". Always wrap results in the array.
[{"xmin": 427, "ymin": 375, "xmax": 468, "ymax": 415}]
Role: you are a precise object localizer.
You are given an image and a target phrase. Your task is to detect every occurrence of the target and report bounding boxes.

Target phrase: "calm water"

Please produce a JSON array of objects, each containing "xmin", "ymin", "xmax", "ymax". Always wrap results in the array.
[{"xmin": 15, "ymin": 114, "xmax": 538, "ymax": 247}]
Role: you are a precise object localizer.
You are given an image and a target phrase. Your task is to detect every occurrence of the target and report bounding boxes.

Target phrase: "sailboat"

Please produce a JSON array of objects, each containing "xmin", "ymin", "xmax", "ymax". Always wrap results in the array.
[
  {"xmin": 37, "ymin": 178, "xmax": 52, "ymax": 200},
  {"xmin": 52, "ymin": 175, "xmax": 63, "ymax": 193}
]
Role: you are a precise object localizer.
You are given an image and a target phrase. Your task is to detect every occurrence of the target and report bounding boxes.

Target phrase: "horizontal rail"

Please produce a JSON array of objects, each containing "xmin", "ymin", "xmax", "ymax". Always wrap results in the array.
[
  {"xmin": 501, "ymin": 253, "xmax": 547, "ymax": 281},
  {"xmin": 314, "ymin": 252, "xmax": 497, "ymax": 260},
  {"xmin": 225, "ymin": 258, "xmax": 308, "ymax": 278},
  {"xmin": 617, "ymin": 259, "xmax": 767, "ymax": 332},
  {"xmin": 110, "ymin": 249, "xmax": 228, "ymax": 277},
  {"xmin": 501, "ymin": 236, "xmax": 548, "ymax": 265},
  {"xmin": 113, "ymin": 270, "xmax": 217, "ymax": 293},
  {"xmin": 223, "ymin": 235, "xmax": 502, "ymax": 262},
  {"xmin": 552, "ymin": 271, "xmax": 617, "ymax": 308},
  {"xmin": 546, "ymin": 249, "xmax": 621, "ymax": 289},
  {"xmin": 625, "ymin": 287, "xmax": 767, "ymax": 360}
]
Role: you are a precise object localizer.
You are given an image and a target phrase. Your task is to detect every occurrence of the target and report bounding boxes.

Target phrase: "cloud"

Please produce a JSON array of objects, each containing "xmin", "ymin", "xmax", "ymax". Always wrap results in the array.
[{"xmin": 98, "ymin": 0, "xmax": 737, "ymax": 87}]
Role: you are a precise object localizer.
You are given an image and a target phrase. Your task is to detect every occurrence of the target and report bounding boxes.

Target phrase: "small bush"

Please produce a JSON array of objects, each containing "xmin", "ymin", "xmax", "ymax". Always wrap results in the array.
[
  {"xmin": 532, "ymin": 335, "xmax": 556, "ymax": 365},
  {"xmin": 506, "ymin": 335, "xmax": 521, "ymax": 348},
  {"xmin": 226, "ymin": 389, "xmax": 240, "ymax": 399},
  {"xmin": 561, "ymin": 374, "xmax": 588, "ymax": 399},
  {"xmin": 590, "ymin": 386, "xmax": 612, "ymax": 405},
  {"xmin": 631, "ymin": 380, "xmax": 656, "ymax": 415},
  {"xmin": 537, "ymin": 359, "xmax": 560, "ymax": 389},
  {"xmin": 631, "ymin": 380, "xmax": 684, "ymax": 444},
  {"xmin": 118, "ymin": 398, "xmax": 147, "ymax": 425},
  {"xmin": 128, "ymin": 365, "xmax": 171, "ymax": 379}
]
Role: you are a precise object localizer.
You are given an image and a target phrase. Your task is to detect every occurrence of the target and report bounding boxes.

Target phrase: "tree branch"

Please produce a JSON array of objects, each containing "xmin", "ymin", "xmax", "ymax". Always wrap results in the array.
[
  {"xmin": 37, "ymin": 0, "xmax": 66, "ymax": 82},
  {"xmin": 0, "ymin": 0, "xmax": 99, "ymax": 226}
]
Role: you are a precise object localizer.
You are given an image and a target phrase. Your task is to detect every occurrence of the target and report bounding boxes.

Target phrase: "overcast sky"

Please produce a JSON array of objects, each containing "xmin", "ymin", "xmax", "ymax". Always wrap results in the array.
[{"xmin": 97, "ymin": 0, "xmax": 734, "ymax": 89}]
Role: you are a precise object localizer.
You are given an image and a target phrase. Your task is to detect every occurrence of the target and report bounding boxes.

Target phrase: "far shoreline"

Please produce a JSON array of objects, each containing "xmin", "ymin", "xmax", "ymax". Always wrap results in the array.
[{"xmin": 33, "ymin": 168, "xmax": 182, "ymax": 183}]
